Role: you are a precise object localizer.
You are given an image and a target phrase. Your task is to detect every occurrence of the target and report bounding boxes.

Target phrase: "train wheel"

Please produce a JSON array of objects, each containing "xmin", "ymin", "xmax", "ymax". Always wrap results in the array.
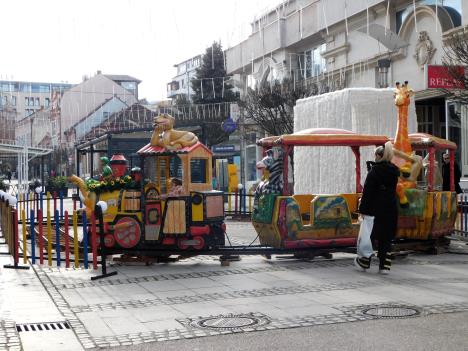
[
  {"xmin": 177, "ymin": 238, "xmax": 189, "ymax": 250},
  {"xmin": 193, "ymin": 236, "xmax": 205, "ymax": 250}
]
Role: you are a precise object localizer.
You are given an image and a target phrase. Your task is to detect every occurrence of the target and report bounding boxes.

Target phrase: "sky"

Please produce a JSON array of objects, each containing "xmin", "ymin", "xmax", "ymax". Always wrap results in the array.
[{"xmin": 0, "ymin": 0, "xmax": 282, "ymax": 101}]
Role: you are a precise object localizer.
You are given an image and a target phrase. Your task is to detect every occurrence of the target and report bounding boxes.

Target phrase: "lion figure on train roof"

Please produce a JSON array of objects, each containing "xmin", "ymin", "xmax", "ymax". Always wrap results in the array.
[{"xmin": 150, "ymin": 113, "xmax": 198, "ymax": 150}]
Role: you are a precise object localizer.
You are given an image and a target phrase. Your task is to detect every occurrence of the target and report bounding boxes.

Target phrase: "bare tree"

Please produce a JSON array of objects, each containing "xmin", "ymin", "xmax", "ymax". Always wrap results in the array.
[
  {"xmin": 239, "ymin": 78, "xmax": 318, "ymax": 136},
  {"xmin": 442, "ymin": 32, "xmax": 468, "ymax": 104}
]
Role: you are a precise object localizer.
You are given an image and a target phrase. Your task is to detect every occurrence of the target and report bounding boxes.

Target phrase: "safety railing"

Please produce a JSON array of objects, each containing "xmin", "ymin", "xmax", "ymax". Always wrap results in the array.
[{"xmin": 0, "ymin": 194, "xmax": 116, "ymax": 279}]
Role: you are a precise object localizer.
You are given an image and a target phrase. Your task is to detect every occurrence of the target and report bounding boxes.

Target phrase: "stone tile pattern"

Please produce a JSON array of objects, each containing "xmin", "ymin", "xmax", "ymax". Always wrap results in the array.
[
  {"xmin": 0, "ymin": 319, "xmax": 21, "ymax": 351},
  {"xmin": 84, "ymin": 302, "xmax": 468, "ymax": 349}
]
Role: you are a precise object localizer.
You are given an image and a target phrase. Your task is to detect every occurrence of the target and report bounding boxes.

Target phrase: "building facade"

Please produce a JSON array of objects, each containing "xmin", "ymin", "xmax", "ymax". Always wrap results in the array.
[
  {"xmin": 0, "ymin": 80, "xmax": 73, "ymax": 122},
  {"xmin": 167, "ymin": 55, "xmax": 202, "ymax": 101},
  {"xmin": 226, "ymin": 0, "xmax": 468, "ymax": 186}
]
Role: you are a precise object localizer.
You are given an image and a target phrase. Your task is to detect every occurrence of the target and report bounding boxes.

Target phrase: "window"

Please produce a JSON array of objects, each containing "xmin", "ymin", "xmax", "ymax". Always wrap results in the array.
[
  {"xmin": 181, "ymin": 79, "xmax": 185, "ymax": 88},
  {"xmin": 35, "ymin": 97, "xmax": 40, "ymax": 106},
  {"xmin": 190, "ymin": 158, "xmax": 207, "ymax": 183},
  {"xmin": 298, "ymin": 44, "xmax": 326, "ymax": 79},
  {"xmin": 45, "ymin": 98, "xmax": 49, "ymax": 107},
  {"xmin": 102, "ymin": 111, "xmax": 110, "ymax": 119},
  {"xmin": 2, "ymin": 96, "xmax": 7, "ymax": 105},
  {"xmin": 12, "ymin": 96, "xmax": 16, "ymax": 106},
  {"xmin": 29, "ymin": 98, "xmax": 34, "ymax": 106},
  {"xmin": 25, "ymin": 97, "xmax": 29, "ymax": 105}
]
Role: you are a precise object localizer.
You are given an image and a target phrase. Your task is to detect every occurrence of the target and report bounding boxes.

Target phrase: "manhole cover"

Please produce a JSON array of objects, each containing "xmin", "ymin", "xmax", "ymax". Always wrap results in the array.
[
  {"xmin": 181, "ymin": 313, "xmax": 270, "ymax": 331},
  {"xmin": 362, "ymin": 306, "xmax": 420, "ymax": 319}
]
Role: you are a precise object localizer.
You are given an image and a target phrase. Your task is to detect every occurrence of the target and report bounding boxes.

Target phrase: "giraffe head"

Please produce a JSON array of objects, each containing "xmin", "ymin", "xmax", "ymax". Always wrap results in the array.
[{"xmin": 394, "ymin": 81, "xmax": 414, "ymax": 107}]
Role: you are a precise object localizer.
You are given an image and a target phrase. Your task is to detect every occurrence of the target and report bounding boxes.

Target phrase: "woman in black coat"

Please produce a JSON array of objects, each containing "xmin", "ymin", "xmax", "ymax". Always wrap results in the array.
[{"xmin": 356, "ymin": 142, "xmax": 400, "ymax": 274}]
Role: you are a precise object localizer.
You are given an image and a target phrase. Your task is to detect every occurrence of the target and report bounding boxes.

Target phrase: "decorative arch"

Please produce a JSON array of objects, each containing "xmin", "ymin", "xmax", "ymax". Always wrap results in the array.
[
  {"xmin": 255, "ymin": 56, "xmax": 280, "ymax": 87},
  {"xmin": 398, "ymin": 5, "xmax": 455, "ymax": 41}
]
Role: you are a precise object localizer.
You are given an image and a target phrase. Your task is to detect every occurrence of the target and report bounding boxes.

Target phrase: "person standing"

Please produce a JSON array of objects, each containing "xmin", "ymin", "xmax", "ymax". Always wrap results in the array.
[
  {"xmin": 355, "ymin": 142, "xmax": 400, "ymax": 274},
  {"xmin": 7, "ymin": 170, "xmax": 11, "ymax": 183},
  {"xmin": 442, "ymin": 153, "xmax": 462, "ymax": 194}
]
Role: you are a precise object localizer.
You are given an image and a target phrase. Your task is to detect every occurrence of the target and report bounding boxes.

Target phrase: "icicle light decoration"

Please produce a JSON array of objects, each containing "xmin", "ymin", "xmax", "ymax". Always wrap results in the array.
[
  {"xmin": 413, "ymin": 0, "xmax": 418, "ymax": 33},
  {"xmin": 322, "ymin": 1, "xmax": 329, "ymax": 35},
  {"xmin": 385, "ymin": 0, "xmax": 390, "ymax": 36},
  {"xmin": 435, "ymin": 0, "xmax": 438, "ymax": 33},
  {"xmin": 344, "ymin": 0, "xmax": 349, "ymax": 36},
  {"xmin": 366, "ymin": 0, "xmax": 369, "ymax": 36},
  {"xmin": 212, "ymin": 78, "xmax": 215, "ymax": 98}
]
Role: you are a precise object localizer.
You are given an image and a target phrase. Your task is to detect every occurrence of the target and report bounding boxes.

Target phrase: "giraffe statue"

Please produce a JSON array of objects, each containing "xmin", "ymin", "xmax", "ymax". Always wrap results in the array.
[
  {"xmin": 393, "ymin": 81, "xmax": 414, "ymax": 169},
  {"xmin": 392, "ymin": 81, "xmax": 423, "ymax": 207}
]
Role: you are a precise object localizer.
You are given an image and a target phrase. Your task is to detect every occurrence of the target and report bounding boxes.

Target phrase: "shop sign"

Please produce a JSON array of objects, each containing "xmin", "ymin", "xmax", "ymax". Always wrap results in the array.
[
  {"xmin": 426, "ymin": 65, "xmax": 465, "ymax": 89},
  {"xmin": 221, "ymin": 118, "xmax": 237, "ymax": 133},
  {"xmin": 212, "ymin": 145, "xmax": 235, "ymax": 152}
]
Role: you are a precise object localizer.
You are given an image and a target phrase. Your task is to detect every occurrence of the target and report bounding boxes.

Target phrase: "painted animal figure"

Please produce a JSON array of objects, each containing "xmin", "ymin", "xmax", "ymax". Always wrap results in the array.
[
  {"xmin": 392, "ymin": 81, "xmax": 423, "ymax": 206},
  {"xmin": 393, "ymin": 81, "xmax": 414, "ymax": 169},
  {"xmin": 150, "ymin": 114, "xmax": 198, "ymax": 150},
  {"xmin": 253, "ymin": 148, "xmax": 284, "ymax": 212}
]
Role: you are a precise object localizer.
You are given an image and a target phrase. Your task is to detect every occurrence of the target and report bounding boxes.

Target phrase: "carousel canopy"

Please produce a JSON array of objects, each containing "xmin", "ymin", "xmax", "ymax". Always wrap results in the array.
[{"xmin": 408, "ymin": 133, "xmax": 457, "ymax": 150}]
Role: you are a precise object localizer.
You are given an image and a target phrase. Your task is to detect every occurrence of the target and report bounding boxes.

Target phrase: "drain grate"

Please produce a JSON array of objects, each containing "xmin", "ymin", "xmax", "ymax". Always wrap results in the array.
[
  {"xmin": 180, "ymin": 313, "xmax": 270, "ymax": 331},
  {"xmin": 362, "ymin": 305, "xmax": 420, "ymax": 319},
  {"xmin": 16, "ymin": 321, "xmax": 70, "ymax": 332}
]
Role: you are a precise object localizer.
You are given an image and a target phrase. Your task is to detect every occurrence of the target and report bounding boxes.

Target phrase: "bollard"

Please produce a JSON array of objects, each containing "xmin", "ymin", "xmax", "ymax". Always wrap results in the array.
[
  {"xmin": 248, "ymin": 190, "xmax": 252, "ymax": 214},
  {"xmin": 38, "ymin": 209, "xmax": 44, "ymax": 265},
  {"xmin": 228, "ymin": 192, "xmax": 232, "ymax": 214},
  {"xmin": 83, "ymin": 212, "xmax": 89, "ymax": 269},
  {"xmin": 73, "ymin": 211, "xmax": 79, "ymax": 268},
  {"xmin": 64, "ymin": 211, "xmax": 70, "ymax": 268},
  {"xmin": 30, "ymin": 209, "xmax": 35, "ymax": 265}
]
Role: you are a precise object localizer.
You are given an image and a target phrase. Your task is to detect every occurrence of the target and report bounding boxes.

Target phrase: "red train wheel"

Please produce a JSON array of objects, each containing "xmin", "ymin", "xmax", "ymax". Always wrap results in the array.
[
  {"xmin": 177, "ymin": 238, "xmax": 189, "ymax": 250},
  {"xmin": 193, "ymin": 236, "xmax": 205, "ymax": 250},
  {"xmin": 114, "ymin": 217, "xmax": 141, "ymax": 249}
]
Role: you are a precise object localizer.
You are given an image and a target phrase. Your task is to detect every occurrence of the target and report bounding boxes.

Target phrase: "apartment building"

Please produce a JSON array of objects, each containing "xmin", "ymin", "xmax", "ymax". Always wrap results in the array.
[
  {"xmin": 0, "ymin": 80, "xmax": 73, "ymax": 122},
  {"xmin": 167, "ymin": 55, "xmax": 202, "ymax": 101},
  {"xmin": 226, "ymin": 0, "xmax": 467, "ymax": 184}
]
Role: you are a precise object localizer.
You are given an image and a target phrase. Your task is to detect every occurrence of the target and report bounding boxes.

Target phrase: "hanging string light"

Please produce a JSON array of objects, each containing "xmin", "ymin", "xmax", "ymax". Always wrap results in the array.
[{"xmin": 435, "ymin": 0, "xmax": 438, "ymax": 33}]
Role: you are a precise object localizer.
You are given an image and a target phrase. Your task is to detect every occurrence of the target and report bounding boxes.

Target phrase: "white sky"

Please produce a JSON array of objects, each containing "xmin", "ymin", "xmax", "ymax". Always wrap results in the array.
[{"xmin": 0, "ymin": 0, "xmax": 282, "ymax": 101}]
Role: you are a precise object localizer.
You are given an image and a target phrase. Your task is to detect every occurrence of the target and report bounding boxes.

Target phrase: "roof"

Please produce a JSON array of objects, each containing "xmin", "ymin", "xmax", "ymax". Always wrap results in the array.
[
  {"xmin": 408, "ymin": 133, "xmax": 457, "ymax": 150},
  {"xmin": 138, "ymin": 141, "xmax": 212, "ymax": 156},
  {"xmin": 257, "ymin": 128, "xmax": 390, "ymax": 147},
  {"xmin": 104, "ymin": 75, "xmax": 142, "ymax": 84}
]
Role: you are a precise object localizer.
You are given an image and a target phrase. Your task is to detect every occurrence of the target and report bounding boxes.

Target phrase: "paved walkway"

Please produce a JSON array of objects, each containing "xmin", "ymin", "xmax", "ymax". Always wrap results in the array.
[{"xmin": 1, "ymin": 222, "xmax": 468, "ymax": 350}]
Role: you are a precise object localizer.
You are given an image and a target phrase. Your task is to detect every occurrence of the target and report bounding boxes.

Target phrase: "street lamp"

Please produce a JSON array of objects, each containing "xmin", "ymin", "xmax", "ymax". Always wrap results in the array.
[{"xmin": 377, "ymin": 59, "xmax": 391, "ymax": 88}]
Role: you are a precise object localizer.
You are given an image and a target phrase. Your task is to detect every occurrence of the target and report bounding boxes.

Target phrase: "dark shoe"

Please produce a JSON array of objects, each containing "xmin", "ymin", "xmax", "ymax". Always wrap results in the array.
[
  {"xmin": 354, "ymin": 257, "xmax": 370, "ymax": 271},
  {"xmin": 379, "ymin": 253, "xmax": 392, "ymax": 271}
]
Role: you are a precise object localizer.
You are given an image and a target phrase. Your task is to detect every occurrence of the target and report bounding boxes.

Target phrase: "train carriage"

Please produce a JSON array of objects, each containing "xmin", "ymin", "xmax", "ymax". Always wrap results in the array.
[{"xmin": 252, "ymin": 128, "xmax": 458, "ymax": 251}]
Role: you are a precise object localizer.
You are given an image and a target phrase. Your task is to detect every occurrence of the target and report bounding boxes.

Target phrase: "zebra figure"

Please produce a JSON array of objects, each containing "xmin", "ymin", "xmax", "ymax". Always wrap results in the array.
[{"xmin": 254, "ymin": 148, "xmax": 284, "ymax": 212}]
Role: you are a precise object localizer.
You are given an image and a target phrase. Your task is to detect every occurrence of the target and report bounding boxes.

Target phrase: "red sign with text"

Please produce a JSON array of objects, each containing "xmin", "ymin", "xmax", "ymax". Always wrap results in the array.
[{"xmin": 426, "ymin": 65, "xmax": 465, "ymax": 89}]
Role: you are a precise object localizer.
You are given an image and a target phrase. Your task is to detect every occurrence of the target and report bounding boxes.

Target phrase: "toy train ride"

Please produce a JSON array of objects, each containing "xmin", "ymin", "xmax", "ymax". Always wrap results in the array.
[{"xmin": 69, "ymin": 85, "xmax": 458, "ymax": 259}]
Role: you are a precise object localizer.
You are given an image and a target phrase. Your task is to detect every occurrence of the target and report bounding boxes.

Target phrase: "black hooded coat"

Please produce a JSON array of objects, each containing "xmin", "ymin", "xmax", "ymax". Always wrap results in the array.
[{"xmin": 359, "ymin": 161, "xmax": 400, "ymax": 240}]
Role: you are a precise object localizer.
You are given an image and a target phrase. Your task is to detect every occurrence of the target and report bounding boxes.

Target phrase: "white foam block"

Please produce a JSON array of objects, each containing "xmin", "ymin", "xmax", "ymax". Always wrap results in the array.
[{"xmin": 293, "ymin": 88, "xmax": 417, "ymax": 195}]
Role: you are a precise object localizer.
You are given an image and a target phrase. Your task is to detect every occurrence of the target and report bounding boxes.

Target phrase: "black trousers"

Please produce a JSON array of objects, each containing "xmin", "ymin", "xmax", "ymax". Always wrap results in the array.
[{"xmin": 373, "ymin": 237, "xmax": 392, "ymax": 269}]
